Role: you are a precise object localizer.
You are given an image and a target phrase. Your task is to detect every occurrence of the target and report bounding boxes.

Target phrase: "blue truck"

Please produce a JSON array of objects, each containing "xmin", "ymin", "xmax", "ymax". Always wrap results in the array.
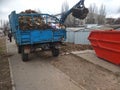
[{"xmin": 9, "ymin": 0, "xmax": 88, "ymax": 61}]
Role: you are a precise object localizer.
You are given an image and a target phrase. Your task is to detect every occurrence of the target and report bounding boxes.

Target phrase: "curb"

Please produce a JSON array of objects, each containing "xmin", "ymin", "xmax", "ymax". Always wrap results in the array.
[
  {"xmin": 8, "ymin": 58, "xmax": 16, "ymax": 90},
  {"xmin": 6, "ymin": 38, "xmax": 16, "ymax": 90}
]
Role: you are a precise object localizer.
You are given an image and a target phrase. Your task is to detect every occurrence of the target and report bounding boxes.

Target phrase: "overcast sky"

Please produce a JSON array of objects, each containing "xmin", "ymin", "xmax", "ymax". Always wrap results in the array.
[{"xmin": 0, "ymin": 0, "xmax": 120, "ymax": 20}]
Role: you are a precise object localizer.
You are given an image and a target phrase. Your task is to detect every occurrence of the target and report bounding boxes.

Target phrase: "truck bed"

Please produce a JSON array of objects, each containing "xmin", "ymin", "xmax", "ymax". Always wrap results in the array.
[
  {"xmin": 9, "ymin": 11, "xmax": 66, "ymax": 46},
  {"xmin": 15, "ymin": 29, "xmax": 66, "ymax": 45}
]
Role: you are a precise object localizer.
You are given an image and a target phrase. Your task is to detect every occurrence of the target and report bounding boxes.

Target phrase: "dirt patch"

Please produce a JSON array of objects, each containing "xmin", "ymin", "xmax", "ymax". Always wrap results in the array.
[
  {"xmin": 0, "ymin": 37, "xmax": 12, "ymax": 90},
  {"xmin": 0, "ymin": 38, "xmax": 6, "ymax": 56},
  {"xmin": 30, "ymin": 43, "xmax": 93, "ymax": 57},
  {"xmin": 60, "ymin": 43, "xmax": 93, "ymax": 53},
  {"xmin": 51, "ymin": 54, "xmax": 120, "ymax": 90}
]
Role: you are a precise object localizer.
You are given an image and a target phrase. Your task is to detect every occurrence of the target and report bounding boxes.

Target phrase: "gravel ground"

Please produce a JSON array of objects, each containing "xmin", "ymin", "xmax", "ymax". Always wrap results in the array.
[
  {"xmin": 0, "ymin": 37, "xmax": 12, "ymax": 90},
  {"xmin": 51, "ymin": 54, "xmax": 120, "ymax": 90}
]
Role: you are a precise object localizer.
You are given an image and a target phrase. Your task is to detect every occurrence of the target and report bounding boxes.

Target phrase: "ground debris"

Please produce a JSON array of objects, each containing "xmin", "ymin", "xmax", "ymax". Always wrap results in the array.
[{"xmin": 60, "ymin": 43, "xmax": 93, "ymax": 53}]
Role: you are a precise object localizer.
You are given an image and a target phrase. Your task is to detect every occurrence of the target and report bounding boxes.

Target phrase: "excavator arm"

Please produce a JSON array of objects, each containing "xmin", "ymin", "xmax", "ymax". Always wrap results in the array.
[{"xmin": 60, "ymin": 0, "xmax": 88, "ymax": 24}]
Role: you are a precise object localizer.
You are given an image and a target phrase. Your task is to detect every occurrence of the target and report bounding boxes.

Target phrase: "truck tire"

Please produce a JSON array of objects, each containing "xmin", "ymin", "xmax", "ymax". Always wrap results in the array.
[
  {"xmin": 18, "ymin": 46, "xmax": 22, "ymax": 54},
  {"xmin": 52, "ymin": 48, "xmax": 59, "ymax": 57},
  {"xmin": 21, "ymin": 47, "xmax": 29, "ymax": 62},
  {"xmin": 22, "ymin": 53, "xmax": 28, "ymax": 62}
]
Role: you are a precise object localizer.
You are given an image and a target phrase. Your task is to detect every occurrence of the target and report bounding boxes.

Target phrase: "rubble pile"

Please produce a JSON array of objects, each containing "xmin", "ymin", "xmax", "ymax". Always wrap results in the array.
[
  {"xmin": 19, "ymin": 9, "xmax": 51, "ymax": 30},
  {"xmin": 20, "ymin": 9, "xmax": 38, "ymax": 14}
]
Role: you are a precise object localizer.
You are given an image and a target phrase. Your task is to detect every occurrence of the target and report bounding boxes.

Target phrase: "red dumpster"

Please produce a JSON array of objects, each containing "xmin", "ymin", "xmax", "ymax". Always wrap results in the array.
[{"xmin": 88, "ymin": 30, "xmax": 120, "ymax": 65}]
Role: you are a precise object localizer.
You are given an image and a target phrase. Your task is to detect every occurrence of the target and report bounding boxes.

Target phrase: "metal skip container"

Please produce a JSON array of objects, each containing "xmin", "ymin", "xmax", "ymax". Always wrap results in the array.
[{"xmin": 88, "ymin": 30, "xmax": 120, "ymax": 65}]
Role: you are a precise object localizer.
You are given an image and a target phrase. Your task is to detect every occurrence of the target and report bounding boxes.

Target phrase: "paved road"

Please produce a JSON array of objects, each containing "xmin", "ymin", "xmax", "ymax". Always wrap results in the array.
[{"xmin": 7, "ymin": 40, "xmax": 84, "ymax": 90}]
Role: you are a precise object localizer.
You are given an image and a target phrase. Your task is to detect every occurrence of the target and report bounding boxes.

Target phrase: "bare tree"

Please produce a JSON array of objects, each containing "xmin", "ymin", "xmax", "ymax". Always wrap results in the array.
[
  {"xmin": 0, "ymin": 19, "xmax": 3, "ymax": 28},
  {"xmin": 118, "ymin": 7, "xmax": 120, "ymax": 13},
  {"xmin": 86, "ymin": 3, "xmax": 98, "ymax": 24},
  {"xmin": 61, "ymin": 0, "xmax": 74, "ymax": 26},
  {"xmin": 1, "ymin": 20, "xmax": 9, "ymax": 35},
  {"xmin": 61, "ymin": 0, "xmax": 69, "ymax": 16},
  {"xmin": 118, "ymin": 8, "xmax": 120, "ymax": 17},
  {"xmin": 35, "ymin": 9, "xmax": 41, "ymax": 13},
  {"xmin": 86, "ymin": 3, "xmax": 106, "ymax": 25},
  {"xmin": 97, "ymin": 4, "xmax": 106, "ymax": 25}
]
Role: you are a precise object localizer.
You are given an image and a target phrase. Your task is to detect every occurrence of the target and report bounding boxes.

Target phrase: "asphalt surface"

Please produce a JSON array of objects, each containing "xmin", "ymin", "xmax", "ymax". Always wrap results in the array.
[{"xmin": 7, "ymin": 40, "xmax": 85, "ymax": 90}]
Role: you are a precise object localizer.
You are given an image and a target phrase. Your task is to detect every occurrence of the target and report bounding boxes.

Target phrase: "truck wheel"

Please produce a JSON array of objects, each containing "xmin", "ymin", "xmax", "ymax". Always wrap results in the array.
[
  {"xmin": 21, "ymin": 47, "xmax": 29, "ymax": 62},
  {"xmin": 18, "ymin": 46, "xmax": 22, "ymax": 54},
  {"xmin": 22, "ymin": 53, "xmax": 28, "ymax": 62},
  {"xmin": 52, "ymin": 48, "xmax": 59, "ymax": 57}
]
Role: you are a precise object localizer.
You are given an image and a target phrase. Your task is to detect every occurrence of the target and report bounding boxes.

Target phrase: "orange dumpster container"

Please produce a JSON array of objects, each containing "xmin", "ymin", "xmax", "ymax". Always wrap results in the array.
[{"xmin": 88, "ymin": 30, "xmax": 120, "ymax": 65}]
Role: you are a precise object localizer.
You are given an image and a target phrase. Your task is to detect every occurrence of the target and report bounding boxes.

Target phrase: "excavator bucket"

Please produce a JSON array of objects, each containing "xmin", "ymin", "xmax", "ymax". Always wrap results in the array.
[
  {"xmin": 72, "ymin": 7, "xmax": 89, "ymax": 19},
  {"xmin": 59, "ymin": 0, "xmax": 89, "ymax": 23}
]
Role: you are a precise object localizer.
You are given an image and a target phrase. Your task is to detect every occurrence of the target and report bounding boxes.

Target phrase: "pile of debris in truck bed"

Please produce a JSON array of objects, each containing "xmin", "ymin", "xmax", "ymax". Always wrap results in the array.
[
  {"xmin": 19, "ymin": 9, "xmax": 51, "ymax": 30},
  {"xmin": 20, "ymin": 9, "xmax": 38, "ymax": 14}
]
